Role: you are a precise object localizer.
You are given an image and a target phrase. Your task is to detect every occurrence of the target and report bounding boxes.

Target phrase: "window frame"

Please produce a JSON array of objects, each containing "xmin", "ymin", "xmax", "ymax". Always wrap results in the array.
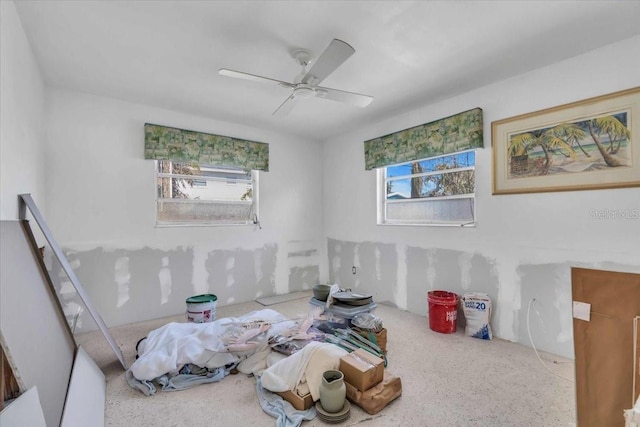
[
  {"xmin": 154, "ymin": 161, "xmax": 259, "ymax": 228},
  {"xmin": 376, "ymin": 150, "xmax": 476, "ymax": 227}
]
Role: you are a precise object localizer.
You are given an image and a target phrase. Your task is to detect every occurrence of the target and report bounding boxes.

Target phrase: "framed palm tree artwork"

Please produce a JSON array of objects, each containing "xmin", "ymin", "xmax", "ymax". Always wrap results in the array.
[{"xmin": 492, "ymin": 87, "xmax": 640, "ymax": 194}]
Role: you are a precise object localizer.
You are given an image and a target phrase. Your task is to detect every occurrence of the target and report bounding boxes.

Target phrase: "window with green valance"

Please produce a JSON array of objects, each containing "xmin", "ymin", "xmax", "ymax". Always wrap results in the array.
[
  {"xmin": 363, "ymin": 108, "xmax": 483, "ymax": 170},
  {"xmin": 144, "ymin": 123, "xmax": 269, "ymax": 171}
]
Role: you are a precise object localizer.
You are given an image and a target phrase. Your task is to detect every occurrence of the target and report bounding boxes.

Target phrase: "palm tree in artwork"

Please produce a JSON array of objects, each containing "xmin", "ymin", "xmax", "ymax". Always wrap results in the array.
[
  {"xmin": 508, "ymin": 132, "xmax": 535, "ymax": 175},
  {"xmin": 509, "ymin": 128, "xmax": 576, "ymax": 171},
  {"xmin": 593, "ymin": 114, "xmax": 630, "ymax": 155},
  {"xmin": 507, "ymin": 113, "xmax": 630, "ymax": 174},
  {"xmin": 508, "ymin": 133, "xmax": 534, "ymax": 158},
  {"xmin": 585, "ymin": 115, "xmax": 629, "ymax": 166},
  {"xmin": 551, "ymin": 123, "xmax": 590, "ymax": 157}
]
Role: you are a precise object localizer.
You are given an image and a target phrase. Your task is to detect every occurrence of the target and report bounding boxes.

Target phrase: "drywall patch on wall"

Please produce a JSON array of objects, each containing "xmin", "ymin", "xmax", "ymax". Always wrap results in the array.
[
  {"xmin": 517, "ymin": 262, "xmax": 573, "ymax": 359},
  {"xmin": 395, "ymin": 243, "xmax": 408, "ymax": 310},
  {"xmin": 260, "ymin": 244, "xmax": 278, "ymax": 294},
  {"xmin": 225, "ymin": 256, "xmax": 236, "ymax": 289},
  {"xmin": 430, "ymin": 249, "xmax": 463, "ymax": 290},
  {"xmin": 206, "ymin": 244, "xmax": 277, "ymax": 306},
  {"xmin": 48, "ymin": 241, "xmax": 301, "ymax": 332},
  {"xmin": 405, "ymin": 246, "xmax": 431, "ymax": 316},
  {"xmin": 468, "ymin": 253, "xmax": 499, "ymax": 297},
  {"xmin": 114, "ymin": 256, "xmax": 130, "ymax": 308},
  {"xmin": 491, "ymin": 256, "xmax": 521, "ymax": 343},
  {"xmin": 407, "ymin": 247, "xmax": 462, "ymax": 320},
  {"xmin": 124, "ymin": 247, "xmax": 193, "ymax": 324},
  {"xmin": 253, "ymin": 250, "xmax": 264, "ymax": 299},
  {"xmin": 459, "ymin": 252, "xmax": 474, "ymax": 291},
  {"xmin": 47, "ymin": 249, "xmax": 85, "ymax": 329},
  {"xmin": 353, "ymin": 244, "xmax": 361, "ymax": 288},
  {"xmin": 405, "ymin": 247, "xmax": 498, "ymax": 325},
  {"xmin": 288, "ymin": 249, "xmax": 318, "ymax": 258},
  {"xmin": 158, "ymin": 256, "xmax": 172, "ymax": 304},
  {"xmin": 327, "ymin": 239, "xmax": 397, "ymax": 303},
  {"xmin": 425, "ymin": 249, "xmax": 436, "ymax": 289},
  {"xmin": 355, "ymin": 241, "xmax": 397, "ymax": 303},
  {"xmin": 289, "ymin": 265, "xmax": 320, "ymax": 290},
  {"xmin": 328, "ymin": 238, "xmax": 357, "ymax": 287},
  {"xmin": 330, "ymin": 240, "xmax": 342, "ymax": 280},
  {"xmin": 51, "ymin": 246, "xmax": 194, "ymax": 331},
  {"xmin": 191, "ymin": 247, "xmax": 209, "ymax": 296},
  {"xmin": 286, "ymin": 240, "xmax": 321, "ymax": 292},
  {"xmin": 375, "ymin": 246, "xmax": 382, "ymax": 281}
]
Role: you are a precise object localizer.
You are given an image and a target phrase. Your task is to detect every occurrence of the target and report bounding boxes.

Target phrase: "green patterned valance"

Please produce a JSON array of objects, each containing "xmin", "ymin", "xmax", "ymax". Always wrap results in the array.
[
  {"xmin": 144, "ymin": 123, "xmax": 269, "ymax": 171},
  {"xmin": 363, "ymin": 108, "xmax": 483, "ymax": 170}
]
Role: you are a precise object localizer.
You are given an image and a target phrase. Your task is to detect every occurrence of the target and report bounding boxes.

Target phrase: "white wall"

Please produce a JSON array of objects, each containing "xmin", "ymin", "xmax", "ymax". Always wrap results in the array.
[
  {"xmin": 0, "ymin": 0, "xmax": 46, "ymax": 220},
  {"xmin": 43, "ymin": 88, "xmax": 324, "ymax": 330},
  {"xmin": 1, "ymin": 5, "xmax": 51, "ymax": 422},
  {"xmin": 323, "ymin": 36, "xmax": 640, "ymax": 358},
  {"xmin": 4, "ymin": 0, "xmax": 639, "ymax": 356}
]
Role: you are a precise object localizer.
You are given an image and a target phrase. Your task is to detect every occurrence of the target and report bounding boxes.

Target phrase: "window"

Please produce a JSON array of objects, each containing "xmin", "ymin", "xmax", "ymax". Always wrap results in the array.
[
  {"xmin": 378, "ymin": 150, "xmax": 475, "ymax": 226},
  {"xmin": 156, "ymin": 161, "xmax": 258, "ymax": 226}
]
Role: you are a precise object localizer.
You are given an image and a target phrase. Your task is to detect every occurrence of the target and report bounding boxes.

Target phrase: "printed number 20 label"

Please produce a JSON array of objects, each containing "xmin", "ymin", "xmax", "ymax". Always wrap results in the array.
[{"xmin": 465, "ymin": 300, "xmax": 486, "ymax": 310}]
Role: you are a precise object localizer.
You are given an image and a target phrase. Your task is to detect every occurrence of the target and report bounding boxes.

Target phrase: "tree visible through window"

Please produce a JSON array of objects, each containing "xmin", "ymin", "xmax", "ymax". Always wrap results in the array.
[
  {"xmin": 156, "ymin": 161, "xmax": 257, "ymax": 226},
  {"xmin": 380, "ymin": 150, "xmax": 475, "ymax": 225}
]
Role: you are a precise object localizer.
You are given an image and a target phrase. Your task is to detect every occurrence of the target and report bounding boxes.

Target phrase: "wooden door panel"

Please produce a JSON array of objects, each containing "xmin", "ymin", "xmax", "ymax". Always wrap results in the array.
[{"xmin": 572, "ymin": 267, "xmax": 640, "ymax": 426}]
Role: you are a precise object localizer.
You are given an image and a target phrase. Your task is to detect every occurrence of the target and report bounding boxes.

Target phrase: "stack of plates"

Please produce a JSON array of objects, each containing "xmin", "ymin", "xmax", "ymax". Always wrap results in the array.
[
  {"xmin": 332, "ymin": 291, "xmax": 373, "ymax": 306},
  {"xmin": 315, "ymin": 401, "xmax": 350, "ymax": 424}
]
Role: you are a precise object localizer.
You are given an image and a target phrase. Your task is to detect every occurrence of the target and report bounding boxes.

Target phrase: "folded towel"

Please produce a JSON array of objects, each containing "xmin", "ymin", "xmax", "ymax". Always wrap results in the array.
[{"xmin": 261, "ymin": 341, "xmax": 347, "ymax": 400}]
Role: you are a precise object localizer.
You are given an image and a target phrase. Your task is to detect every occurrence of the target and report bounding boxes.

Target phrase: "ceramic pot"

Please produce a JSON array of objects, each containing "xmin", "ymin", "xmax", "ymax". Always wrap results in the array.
[
  {"xmin": 319, "ymin": 370, "xmax": 346, "ymax": 413},
  {"xmin": 313, "ymin": 284, "xmax": 331, "ymax": 301}
]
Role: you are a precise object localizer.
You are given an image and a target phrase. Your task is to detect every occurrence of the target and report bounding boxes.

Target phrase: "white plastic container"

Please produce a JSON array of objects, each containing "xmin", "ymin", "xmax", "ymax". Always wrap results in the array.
[{"xmin": 185, "ymin": 294, "xmax": 218, "ymax": 323}]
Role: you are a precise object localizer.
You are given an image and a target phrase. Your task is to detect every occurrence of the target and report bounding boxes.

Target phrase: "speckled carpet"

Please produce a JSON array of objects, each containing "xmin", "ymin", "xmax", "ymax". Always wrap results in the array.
[{"xmin": 77, "ymin": 295, "xmax": 575, "ymax": 426}]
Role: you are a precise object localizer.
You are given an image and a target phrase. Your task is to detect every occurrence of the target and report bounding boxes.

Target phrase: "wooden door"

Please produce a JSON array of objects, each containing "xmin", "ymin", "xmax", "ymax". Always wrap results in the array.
[{"xmin": 572, "ymin": 267, "xmax": 640, "ymax": 426}]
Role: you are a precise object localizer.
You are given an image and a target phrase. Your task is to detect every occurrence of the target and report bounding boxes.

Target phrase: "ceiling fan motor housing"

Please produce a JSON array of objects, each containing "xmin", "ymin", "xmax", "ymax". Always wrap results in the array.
[
  {"xmin": 293, "ymin": 84, "xmax": 315, "ymax": 99},
  {"xmin": 292, "ymin": 49, "xmax": 313, "ymax": 67}
]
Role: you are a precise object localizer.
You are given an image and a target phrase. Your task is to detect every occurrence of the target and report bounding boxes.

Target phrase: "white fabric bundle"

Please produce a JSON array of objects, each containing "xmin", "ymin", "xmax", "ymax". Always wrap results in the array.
[
  {"xmin": 261, "ymin": 341, "xmax": 347, "ymax": 401},
  {"xmin": 130, "ymin": 309, "xmax": 287, "ymax": 381}
]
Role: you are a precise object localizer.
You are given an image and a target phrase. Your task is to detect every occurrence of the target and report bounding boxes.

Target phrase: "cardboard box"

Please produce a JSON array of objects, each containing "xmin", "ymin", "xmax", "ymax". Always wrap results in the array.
[
  {"xmin": 274, "ymin": 389, "xmax": 314, "ymax": 411},
  {"xmin": 339, "ymin": 348, "xmax": 384, "ymax": 392},
  {"xmin": 353, "ymin": 327, "xmax": 387, "ymax": 353},
  {"xmin": 345, "ymin": 371, "xmax": 402, "ymax": 415}
]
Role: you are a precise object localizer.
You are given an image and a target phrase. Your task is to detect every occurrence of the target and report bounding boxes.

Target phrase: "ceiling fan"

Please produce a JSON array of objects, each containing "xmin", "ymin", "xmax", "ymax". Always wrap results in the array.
[{"xmin": 219, "ymin": 39, "xmax": 373, "ymax": 116}]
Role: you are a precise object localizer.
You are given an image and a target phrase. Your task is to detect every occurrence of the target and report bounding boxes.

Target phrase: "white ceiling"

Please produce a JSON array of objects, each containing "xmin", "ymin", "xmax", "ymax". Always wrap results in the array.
[{"xmin": 14, "ymin": 1, "xmax": 640, "ymax": 143}]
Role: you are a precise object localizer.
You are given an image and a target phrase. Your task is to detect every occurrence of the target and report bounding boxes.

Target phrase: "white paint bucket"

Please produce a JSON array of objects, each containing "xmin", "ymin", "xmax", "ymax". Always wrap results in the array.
[{"xmin": 185, "ymin": 294, "xmax": 217, "ymax": 323}]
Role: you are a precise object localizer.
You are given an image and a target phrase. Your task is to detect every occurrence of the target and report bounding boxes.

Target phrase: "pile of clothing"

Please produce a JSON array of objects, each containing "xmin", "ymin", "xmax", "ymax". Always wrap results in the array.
[
  {"xmin": 125, "ymin": 306, "xmax": 383, "ymax": 427},
  {"xmin": 126, "ymin": 308, "xmax": 338, "ymax": 396}
]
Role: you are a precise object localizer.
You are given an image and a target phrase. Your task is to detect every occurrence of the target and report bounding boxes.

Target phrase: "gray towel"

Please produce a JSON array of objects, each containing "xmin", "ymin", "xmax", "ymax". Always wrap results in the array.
[
  {"xmin": 255, "ymin": 377, "xmax": 316, "ymax": 427},
  {"xmin": 125, "ymin": 365, "xmax": 230, "ymax": 396}
]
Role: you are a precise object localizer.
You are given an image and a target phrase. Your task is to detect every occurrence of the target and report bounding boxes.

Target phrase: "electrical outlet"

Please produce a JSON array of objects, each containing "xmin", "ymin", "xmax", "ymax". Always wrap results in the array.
[{"xmin": 352, "ymin": 266, "xmax": 357, "ymax": 275}]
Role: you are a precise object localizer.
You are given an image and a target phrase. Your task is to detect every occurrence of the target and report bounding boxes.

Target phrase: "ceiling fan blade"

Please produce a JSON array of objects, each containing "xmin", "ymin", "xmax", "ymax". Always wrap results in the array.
[
  {"xmin": 315, "ymin": 86, "xmax": 373, "ymax": 108},
  {"xmin": 272, "ymin": 94, "xmax": 298, "ymax": 116},
  {"xmin": 302, "ymin": 39, "xmax": 355, "ymax": 86},
  {"xmin": 219, "ymin": 69, "xmax": 294, "ymax": 88}
]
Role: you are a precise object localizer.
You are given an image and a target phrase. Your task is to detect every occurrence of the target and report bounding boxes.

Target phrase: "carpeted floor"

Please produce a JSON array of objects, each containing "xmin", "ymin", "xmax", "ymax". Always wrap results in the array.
[{"xmin": 77, "ymin": 295, "xmax": 576, "ymax": 426}]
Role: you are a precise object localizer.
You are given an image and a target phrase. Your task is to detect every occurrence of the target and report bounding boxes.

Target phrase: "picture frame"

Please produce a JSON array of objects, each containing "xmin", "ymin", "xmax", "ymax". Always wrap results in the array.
[{"xmin": 492, "ymin": 87, "xmax": 640, "ymax": 195}]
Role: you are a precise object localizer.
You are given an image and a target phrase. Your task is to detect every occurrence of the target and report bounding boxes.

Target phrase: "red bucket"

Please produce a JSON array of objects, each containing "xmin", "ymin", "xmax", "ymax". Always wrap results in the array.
[{"xmin": 427, "ymin": 291, "xmax": 459, "ymax": 334}]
